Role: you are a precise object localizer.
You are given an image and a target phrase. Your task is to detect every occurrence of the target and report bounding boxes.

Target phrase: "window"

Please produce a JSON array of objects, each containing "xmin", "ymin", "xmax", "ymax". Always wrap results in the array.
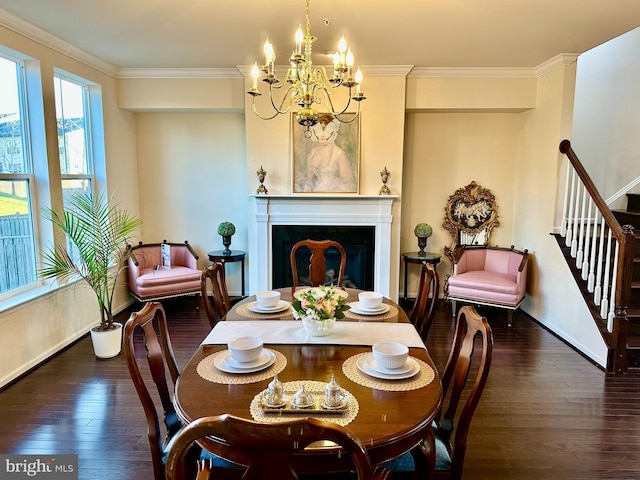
[
  {"xmin": 0, "ymin": 55, "xmax": 37, "ymax": 294},
  {"xmin": 0, "ymin": 49, "xmax": 105, "ymax": 304},
  {"xmin": 54, "ymin": 73, "xmax": 94, "ymax": 206},
  {"xmin": 54, "ymin": 71, "xmax": 103, "ymax": 261}
]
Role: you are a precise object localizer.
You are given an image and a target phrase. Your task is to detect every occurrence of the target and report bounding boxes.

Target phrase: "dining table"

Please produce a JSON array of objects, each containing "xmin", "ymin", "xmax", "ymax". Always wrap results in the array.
[{"xmin": 174, "ymin": 287, "xmax": 443, "ymax": 477}]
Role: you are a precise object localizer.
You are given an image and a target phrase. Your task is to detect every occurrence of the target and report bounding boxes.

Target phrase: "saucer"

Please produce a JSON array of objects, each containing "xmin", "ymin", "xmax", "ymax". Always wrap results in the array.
[
  {"xmin": 247, "ymin": 300, "xmax": 290, "ymax": 314},
  {"xmin": 356, "ymin": 354, "xmax": 420, "ymax": 380},
  {"xmin": 320, "ymin": 395, "xmax": 349, "ymax": 410},
  {"xmin": 214, "ymin": 349, "xmax": 276, "ymax": 374},
  {"xmin": 365, "ymin": 354, "xmax": 415, "ymax": 375},
  {"xmin": 260, "ymin": 393, "xmax": 288, "ymax": 409},
  {"xmin": 350, "ymin": 302, "xmax": 390, "ymax": 315},
  {"xmin": 294, "ymin": 287, "xmax": 349, "ymax": 301}
]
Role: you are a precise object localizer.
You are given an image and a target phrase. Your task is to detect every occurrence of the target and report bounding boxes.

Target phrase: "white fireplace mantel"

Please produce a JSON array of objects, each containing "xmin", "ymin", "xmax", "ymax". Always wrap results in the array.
[{"xmin": 248, "ymin": 195, "xmax": 398, "ymax": 297}]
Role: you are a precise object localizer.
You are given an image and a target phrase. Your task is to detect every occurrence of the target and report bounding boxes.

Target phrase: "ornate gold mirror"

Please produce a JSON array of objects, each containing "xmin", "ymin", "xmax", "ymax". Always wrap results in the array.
[{"xmin": 443, "ymin": 181, "xmax": 499, "ymax": 261}]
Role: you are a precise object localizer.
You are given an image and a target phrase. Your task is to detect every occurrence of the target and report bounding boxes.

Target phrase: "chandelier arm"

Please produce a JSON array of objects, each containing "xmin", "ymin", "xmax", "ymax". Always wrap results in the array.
[
  {"xmin": 319, "ymin": 86, "xmax": 356, "ymax": 117},
  {"xmin": 268, "ymin": 83, "xmax": 295, "ymax": 115},
  {"xmin": 251, "ymin": 96, "xmax": 284, "ymax": 121},
  {"xmin": 333, "ymin": 110, "xmax": 361, "ymax": 124}
]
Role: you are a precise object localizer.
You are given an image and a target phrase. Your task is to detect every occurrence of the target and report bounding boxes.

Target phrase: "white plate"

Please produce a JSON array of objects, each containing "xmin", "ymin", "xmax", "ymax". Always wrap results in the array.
[
  {"xmin": 293, "ymin": 287, "xmax": 349, "ymax": 301},
  {"xmin": 247, "ymin": 300, "xmax": 290, "ymax": 314},
  {"xmin": 356, "ymin": 354, "xmax": 420, "ymax": 380},
  {"xmin": 350, "ymin": 302, "xmax": 390, "ymax": 315},
  {"xmin": 365, "ymin": 354, "xmax": 415, "ymax": 375},
  {"xmin": 214, "ymin": 350, "xmax": 276, "ymax": 374}
]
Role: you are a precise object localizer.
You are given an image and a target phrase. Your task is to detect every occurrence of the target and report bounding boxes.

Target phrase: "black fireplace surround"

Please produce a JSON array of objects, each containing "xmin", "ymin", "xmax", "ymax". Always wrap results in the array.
[{"xmin": 271, "ymin": 225, "xmax": 375, "ymax": 290}]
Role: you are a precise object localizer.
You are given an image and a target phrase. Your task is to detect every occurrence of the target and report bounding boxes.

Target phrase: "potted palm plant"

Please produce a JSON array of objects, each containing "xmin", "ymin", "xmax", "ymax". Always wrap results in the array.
[{"xmin": 39, "ymin": 191, "xmax": 143, "ymax": 358}]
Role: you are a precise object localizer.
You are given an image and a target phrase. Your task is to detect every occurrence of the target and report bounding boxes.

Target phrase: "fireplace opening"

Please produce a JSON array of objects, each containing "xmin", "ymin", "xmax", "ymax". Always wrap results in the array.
[{"xmin": 272, "ymin": 225, "xmax": 375, "ymax": 290}]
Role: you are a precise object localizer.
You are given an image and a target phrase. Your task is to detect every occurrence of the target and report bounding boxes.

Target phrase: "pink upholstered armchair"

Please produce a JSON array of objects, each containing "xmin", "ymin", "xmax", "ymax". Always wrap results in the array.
[
  {"xmin": 446, "ymin": 245, "xmax": 528, "ymax": 326},
  {"xmin": 127, "ymin": 240, "xmax": 201, "ymax": 303}
]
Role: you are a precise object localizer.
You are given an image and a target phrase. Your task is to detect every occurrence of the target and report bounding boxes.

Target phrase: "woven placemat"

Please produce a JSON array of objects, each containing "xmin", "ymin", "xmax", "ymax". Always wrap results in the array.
[
  {"xmin": 249, "ymin": 380, "xmax": 359, "ymax": 426},
  {"xmin": 343, "ymin": 303, "xmax": 399, "ymax": 321},
  {"xmin": 342, "ymin": 353, "xmax": 435, "ymax": 392},
  {"xmin": 196, "ymin": 349, "xmax": 287, "ymax": 384},
  {"xmin": 236, "ymin": 302, "xmax": 293, "ymax": 319}
]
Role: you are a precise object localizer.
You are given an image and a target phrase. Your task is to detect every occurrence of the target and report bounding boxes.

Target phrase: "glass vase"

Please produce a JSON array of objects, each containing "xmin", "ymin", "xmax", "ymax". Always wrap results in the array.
[{"xmin": 301, "ymin": 315, "xmax": 336, "ymax": 337}]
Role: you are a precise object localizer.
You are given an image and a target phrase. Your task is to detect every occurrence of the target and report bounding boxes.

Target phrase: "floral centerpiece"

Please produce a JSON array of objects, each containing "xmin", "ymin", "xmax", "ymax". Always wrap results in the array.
[{"xmin": 291, "ymin": 285, "xmax": 351, "ymax": 336}]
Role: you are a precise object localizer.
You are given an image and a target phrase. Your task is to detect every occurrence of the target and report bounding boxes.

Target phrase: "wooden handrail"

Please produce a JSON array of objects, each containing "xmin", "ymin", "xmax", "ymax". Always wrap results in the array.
[
  {"xmin": 559, "ymin": 140, "xmax": 625, "ymax": 240},
  {"xmin": 559, "ymin": 139, "xmax": 636, "ymax": 373}
]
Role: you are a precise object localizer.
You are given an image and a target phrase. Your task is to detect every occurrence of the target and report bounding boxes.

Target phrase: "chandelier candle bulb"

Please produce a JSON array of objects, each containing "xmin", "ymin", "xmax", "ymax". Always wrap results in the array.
[
  {"xmin": 295, "ymin": 26, "xmax": 303, "ymax": 54},
  {"xmin": 355, "ymin": 69, "xmax": 362, "ymax": 94},
  {"xmin": 251, "ymin": 63, "xmax": 259, "ymax": 90}
]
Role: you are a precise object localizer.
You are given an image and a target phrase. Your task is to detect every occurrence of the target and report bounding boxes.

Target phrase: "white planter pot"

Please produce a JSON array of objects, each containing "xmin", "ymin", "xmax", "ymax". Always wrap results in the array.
[{"xmin": 90, "ymin": 322, "xmax": 123, "ymax": 358}]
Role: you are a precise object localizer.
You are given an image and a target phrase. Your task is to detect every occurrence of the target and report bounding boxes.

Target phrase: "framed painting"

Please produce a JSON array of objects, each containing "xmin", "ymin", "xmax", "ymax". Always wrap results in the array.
[{"xmin": 292, "ymin": 112, "xmax": 360, "ymax": 194}]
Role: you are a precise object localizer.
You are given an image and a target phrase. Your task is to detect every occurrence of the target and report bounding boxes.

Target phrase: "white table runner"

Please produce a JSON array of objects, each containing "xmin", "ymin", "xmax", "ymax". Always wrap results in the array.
[{"xmin": 201, "ymin": 320, "xmax": 426, "ymax": 349}]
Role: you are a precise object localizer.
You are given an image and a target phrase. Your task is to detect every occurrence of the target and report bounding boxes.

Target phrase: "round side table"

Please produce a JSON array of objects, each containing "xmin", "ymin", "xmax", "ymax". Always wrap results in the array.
[
  {"xmin": 402, "ymin": 251, "xmax": 442, "ymax": 302},
  {"xmin": 208, "ymin": 250, "xmax": 246, "ymax": 297}
]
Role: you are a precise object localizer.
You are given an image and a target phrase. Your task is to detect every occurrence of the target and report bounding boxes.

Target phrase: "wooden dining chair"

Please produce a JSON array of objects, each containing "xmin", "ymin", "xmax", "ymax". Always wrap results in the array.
[
  {"xmin": 409, "ymin": 262, "xmax": 438, "ymax": 340},
  {"xmin": 123, "ymin": 302, "xmax": 203, "ymax": 480},
  {"xmin": 200, "ymin": 263, "xmax": 232, "ymax": 328},
  {"xmin": 290, "ymin": 239, "xmax": 347, "ymax": 295},
  {"xmin": 384, "ymin": 305, "xmax": 493, "ymax": 480},
  {"xmin": 165, "ymin": 414, "xmax": 391, "ymax": 480}
]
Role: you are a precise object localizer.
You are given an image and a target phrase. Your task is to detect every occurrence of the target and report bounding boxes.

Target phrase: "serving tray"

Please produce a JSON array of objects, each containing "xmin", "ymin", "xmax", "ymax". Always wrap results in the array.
[{"xmin": 259, "ymin": 390, "xmax": 349, "ymax": 414}]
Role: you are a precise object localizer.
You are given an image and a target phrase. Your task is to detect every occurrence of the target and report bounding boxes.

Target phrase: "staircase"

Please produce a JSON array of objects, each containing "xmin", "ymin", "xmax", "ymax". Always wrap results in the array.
[
  {"xmin": 612, "ymin": 193, "xmax": 640, "ymax": 367},
  {"xmin": 557, "ymin": 140, "xmax": 637, "ymax": 374}
]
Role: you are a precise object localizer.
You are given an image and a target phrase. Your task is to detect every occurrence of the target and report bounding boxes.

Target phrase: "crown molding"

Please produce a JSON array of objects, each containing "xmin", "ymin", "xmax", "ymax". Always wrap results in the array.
[
  {"xmin": 117, "ymin": 68, "xmax": 242, "ymax": 79},
  {"xmin": 0, "ymin": 7, "xmax": 118, "ymax": 77},
  {"xmin": 409, "ymin": 54, "xmax": 580, "ymax": 79},
  {"xmin": 535, "ymin": 53, "xmax": 579, "ymax": 77},
  {"xmin": 235, "ymin": 64, "xmax": 414, "ymax": 77},
  {"xmin": 409, "ymin": 66, "xmax": 537, "ymax": 79}
]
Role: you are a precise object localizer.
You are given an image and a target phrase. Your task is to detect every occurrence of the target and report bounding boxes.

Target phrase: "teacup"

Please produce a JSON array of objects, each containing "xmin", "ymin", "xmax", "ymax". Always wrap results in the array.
[
  {"xmin": 256, "ymin": 290, "xmax": 281, "ymax": 308},
  {"xmin": 228, "ymin": 336, "xmax": 263, "ymax": 363},
  {"xmin": 358, "ymin": 291, "xmax": 383, "ymax": 310}
]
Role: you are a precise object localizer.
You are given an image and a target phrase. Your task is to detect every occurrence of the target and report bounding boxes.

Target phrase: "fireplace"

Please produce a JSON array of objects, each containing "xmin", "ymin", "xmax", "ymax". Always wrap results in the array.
[
  {"xmin": 249, "ymin": 195, "xmax": 397, "ymax": 297},
  {"xmin": 272, "ymin": 225, "xmax": 375, "ymax": 290}
]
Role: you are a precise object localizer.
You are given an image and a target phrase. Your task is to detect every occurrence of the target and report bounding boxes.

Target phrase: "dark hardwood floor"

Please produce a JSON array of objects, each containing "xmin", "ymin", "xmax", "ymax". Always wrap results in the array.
[{"xmin": 2, "ymin": 298, "xmax": 640, "ymax": 479}]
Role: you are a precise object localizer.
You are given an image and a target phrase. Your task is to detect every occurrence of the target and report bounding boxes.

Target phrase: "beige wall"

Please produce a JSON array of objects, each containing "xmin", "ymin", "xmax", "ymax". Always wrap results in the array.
[
  {"xmin": 134, "ymin": 112, "xmax": 248, "ymax": 295},
  {"xmin": 0, "ymin": 26, "xmax": 139, "ymax": 386},
  {"xmin": 402, "ymin": 112, "xmax": 522, "ymax": 296},
  {"xmin": 514, "ymin": 63, "xmax": 607, "ymax": 365}
]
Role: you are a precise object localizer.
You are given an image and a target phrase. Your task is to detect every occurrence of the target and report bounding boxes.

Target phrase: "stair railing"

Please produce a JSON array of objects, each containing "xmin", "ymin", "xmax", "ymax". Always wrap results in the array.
[{"xmin": 559, "ymin": 140, "xmax": 635, "ymax": 373}]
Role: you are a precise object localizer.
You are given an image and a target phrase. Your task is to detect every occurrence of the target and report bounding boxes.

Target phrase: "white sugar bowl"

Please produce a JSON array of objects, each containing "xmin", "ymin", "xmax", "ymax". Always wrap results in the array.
[
  {"xmin": 256, "ymin": 290, "xmax": 281, "ymax": 308},
  {"xmin": 358, "ymin": 291, "xmax": 383, "ymax": 310},
  {"xmin": 293, "ymin": 385, "xmax": 314, "ymax": 408},
  {"xmin": 372, "ymin": 342, "xmax": 409, "ymax": 369},
  {"xmin": 228, "ymin": 336, "xmax": 263, "ymax": 363}
]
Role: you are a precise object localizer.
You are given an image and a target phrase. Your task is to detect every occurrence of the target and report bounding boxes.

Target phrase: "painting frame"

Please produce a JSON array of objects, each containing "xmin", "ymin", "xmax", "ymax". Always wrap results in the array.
[{"xmin": 291, "ymin": 112, "xmax": 360, "ymax": 194}]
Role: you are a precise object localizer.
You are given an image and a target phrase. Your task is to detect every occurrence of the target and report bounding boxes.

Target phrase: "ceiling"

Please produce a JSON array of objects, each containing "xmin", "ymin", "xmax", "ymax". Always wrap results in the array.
[{"xmin": 1, "ymin": 0, "xmax": 640, "ymax": 72}]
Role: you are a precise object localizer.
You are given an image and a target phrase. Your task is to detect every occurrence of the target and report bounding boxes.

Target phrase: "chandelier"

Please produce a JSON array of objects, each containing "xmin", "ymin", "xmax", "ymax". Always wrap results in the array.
[{"xmin": 247, "ymin": 0, "xmax": 365, "ymax": 136}]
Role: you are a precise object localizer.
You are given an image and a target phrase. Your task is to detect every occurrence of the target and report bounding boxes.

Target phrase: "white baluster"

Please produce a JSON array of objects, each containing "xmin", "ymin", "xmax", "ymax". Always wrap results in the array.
[
  {"xmin": 582, "ymin": 197, "xmax": 593, "ymax": 281},
  {"xmin": 607, "ymin": 242, "xmax": 620, "ymax": 332},
  {"xmin": 571, "ymin": 181, "xmax": 582, "ymax": 258},
  {"xmin": 588, "ymin": 210, "xmax": 600, "ymax": 293},
  {"xmin": 576, "ymin": 185, "xmax": 587, "ymax": 267},
  {"xmin": 594, "ymin": 216, "xmax": 606, "ymax": 305},
  {"xmin": 600, "ymin": 228, "xmax": 613, "ymax": 320},
  {"xmin": 566, "ymin": 169, "xmax": 576, "ymax": 247},
  {"xmin": 561, "ymin": 163, "xmax": 571, "ymax": 237}
]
